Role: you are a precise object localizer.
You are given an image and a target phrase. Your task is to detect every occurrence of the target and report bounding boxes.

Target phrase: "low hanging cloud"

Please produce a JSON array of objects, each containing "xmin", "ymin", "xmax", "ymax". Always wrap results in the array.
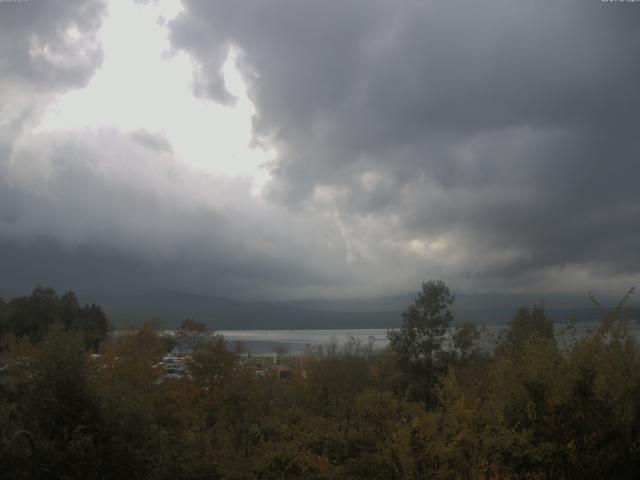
[{"xmin": 1, "ymin": 127, "xmax": 374, "ymax": 298}]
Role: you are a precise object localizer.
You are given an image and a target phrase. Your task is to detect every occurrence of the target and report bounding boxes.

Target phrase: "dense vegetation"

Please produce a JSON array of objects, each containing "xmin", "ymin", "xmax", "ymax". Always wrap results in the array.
[
  {"xmin": 0, "ymin": 287, "xmax": 108, "ymax": 348},
  {"xmin": 1, "ymin": 283, "xmax": 640, "ymax": 479}
]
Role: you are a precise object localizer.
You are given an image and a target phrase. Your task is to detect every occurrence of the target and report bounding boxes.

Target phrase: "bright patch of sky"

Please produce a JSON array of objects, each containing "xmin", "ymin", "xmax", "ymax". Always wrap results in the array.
[{"xmin": 34, "ymin": 0, "xmax": 273, "ymax": 194}]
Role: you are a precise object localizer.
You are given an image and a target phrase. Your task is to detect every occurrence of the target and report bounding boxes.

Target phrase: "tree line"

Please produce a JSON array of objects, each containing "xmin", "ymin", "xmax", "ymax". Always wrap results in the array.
[{"xmin": 1, "ymin": 282, "xmax": 640, "ymax": 479}]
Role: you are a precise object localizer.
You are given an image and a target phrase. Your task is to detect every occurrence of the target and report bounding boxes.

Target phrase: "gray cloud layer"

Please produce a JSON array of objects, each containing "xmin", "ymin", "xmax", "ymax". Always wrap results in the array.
[
  {"xmin": 0, "ymin": 0, "xmax": 105, "ymax": 88},
  {"xmin": 1, "ymin": 1, "xmax": 639, "ymax": 300},
  {"xmin": 168, "ymin": 0, "xmax": 640, "ymax": 295}
]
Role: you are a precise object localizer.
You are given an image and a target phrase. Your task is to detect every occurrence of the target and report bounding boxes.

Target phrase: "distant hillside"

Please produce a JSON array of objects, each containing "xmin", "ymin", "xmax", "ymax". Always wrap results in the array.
[
  {"xmin": 79, "ymin": 291, "xmax": 402, "ymax": 330},
  {"xmin": 74, "ymin": 291, "xmax": 638, "ymax": 330}
]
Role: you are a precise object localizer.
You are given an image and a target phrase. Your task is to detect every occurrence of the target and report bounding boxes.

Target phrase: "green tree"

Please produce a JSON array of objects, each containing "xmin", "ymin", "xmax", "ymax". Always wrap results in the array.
[
  {"xmin": 387, "ymin": 280, "xmax": 454, "ymax": 406},
  {"xmin": 498, "ymin": 305, "xmax": 553, "ymax": 355},
  {"xmin": 452, "ymin": 321, "xmax": 482, "ymax": 360}
]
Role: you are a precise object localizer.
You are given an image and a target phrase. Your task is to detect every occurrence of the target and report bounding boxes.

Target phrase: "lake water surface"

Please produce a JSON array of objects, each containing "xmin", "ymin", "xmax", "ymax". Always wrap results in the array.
[
  {"xmin": 218, "ymin": 329, "xmax": 389, "ymax": 355},
  {"xmin": 219, "ymin": 321, "xmax": 640, "ymax": 355}
]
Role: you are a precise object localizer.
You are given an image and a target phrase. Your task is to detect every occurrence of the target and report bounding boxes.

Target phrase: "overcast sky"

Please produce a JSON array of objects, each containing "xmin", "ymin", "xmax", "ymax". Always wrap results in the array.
[{"xmin": 1, "ymin": 0, "xmax": 639, "ymax": 300}]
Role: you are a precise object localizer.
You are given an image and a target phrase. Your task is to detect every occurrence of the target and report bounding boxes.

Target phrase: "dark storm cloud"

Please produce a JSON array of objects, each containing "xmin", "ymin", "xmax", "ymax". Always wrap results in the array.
[
  {"xmin": 1, "ymin": 0, "xmax": 422, "ymax": 300},
  {"xmin": 169, "ymin": 0, "xmax": 640, "ymax": 293},
  {"xmin": 2, "ymin": 0, "xmax": 639, "ymax": 300}
]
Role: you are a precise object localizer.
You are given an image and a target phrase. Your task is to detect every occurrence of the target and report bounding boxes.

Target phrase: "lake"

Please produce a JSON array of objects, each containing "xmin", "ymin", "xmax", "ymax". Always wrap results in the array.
[
  {"xmin": 218, "ymin": 328, "xmax": 390, "ymax": 355},
  {"xmin": 218, "ymin": 321, "xmax": 640, "ymax": 355}
]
